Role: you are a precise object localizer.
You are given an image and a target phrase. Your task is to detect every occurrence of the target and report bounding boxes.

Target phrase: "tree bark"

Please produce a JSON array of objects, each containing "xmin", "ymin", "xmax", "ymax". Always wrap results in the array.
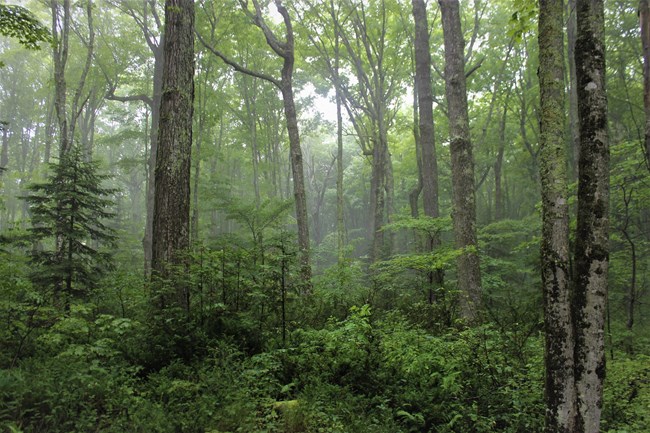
[
  {"xmin": 275, "ymin": 1, "xmax": 311, "ymax": 285},
  {"xmin": 145, "ymin": 42, "xmax": 164, "ymax": 277},
  {"xmin": 413, "ymin": 0, "xmax": 443, "ymax": 291},
  {"xmin": 439, "ymin": 0, "xmax": 481, "ymax": 322},
  {"xmin": 538, "ymin": 1, "xmax": 576, "ymax": 431},
  {"xmin": 151, "ymin": 0, "xmax": 195, "ymax": 313},
  {"xmin": 574, "ymin": 0, "xmax": 609, "ymax": 431},
  {"xmin": 640, "ymin": 0, "xmax": 650, "ymax": 170},
  {"xmin": 567, "ymin": 0, "xmax": 580, "ymax": 178},
  {"xmin": 413, "ymin": 0, "xmax": 440, "ymax": 230}
]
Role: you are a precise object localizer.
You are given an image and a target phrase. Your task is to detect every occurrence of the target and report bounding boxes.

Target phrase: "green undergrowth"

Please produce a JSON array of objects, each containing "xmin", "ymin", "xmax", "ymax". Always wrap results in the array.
[{"xmin": 2, "ymin": 301, "xmax": 648, "ymax": 433}]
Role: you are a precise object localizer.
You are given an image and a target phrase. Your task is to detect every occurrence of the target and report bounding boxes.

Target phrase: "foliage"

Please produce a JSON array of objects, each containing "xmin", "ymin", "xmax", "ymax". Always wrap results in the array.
[
  {"xmin": 0, "ymin": 5, "xmax": 51, "ymax": 60},
  {"xmin": 23, "ymin": 147, "xmax": 117, "ymax": 302}
]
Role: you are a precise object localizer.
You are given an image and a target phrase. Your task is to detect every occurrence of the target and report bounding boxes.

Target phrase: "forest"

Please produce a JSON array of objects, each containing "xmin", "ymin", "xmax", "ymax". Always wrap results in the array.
[{"xmin": 0, "ymin": 0, "xmax": 649, "ymax": 432}]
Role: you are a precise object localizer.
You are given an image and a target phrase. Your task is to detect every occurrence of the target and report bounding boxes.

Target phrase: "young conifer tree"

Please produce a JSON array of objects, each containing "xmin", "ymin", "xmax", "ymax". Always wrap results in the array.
[{"xmin": 24, "ymin": 145, "xmax": 117, "ymax": 306}]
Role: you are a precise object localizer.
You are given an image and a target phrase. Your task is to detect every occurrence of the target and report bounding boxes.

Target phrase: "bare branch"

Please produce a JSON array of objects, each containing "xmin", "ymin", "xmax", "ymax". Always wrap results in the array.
[{"xmin": 196, "ymin": 30, "xmax": 281, "ymax": 88}]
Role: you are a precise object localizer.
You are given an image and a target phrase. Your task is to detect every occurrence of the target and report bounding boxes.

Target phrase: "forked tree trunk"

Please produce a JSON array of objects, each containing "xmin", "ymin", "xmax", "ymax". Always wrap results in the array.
[
  {"xmin": 574, "ymin": 0, "xmax": 609, "ymax": 431},
  {"xmin": 538, "ymin": 1, "xmax": 576, "ymax": 431},
  {"xmin": 439, "ymin": 0, "xmax": 481, "ymax": 322}
]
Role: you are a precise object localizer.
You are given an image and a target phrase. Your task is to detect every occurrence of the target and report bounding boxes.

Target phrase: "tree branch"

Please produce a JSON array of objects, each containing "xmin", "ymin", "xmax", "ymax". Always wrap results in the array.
[{"xmin": 196, "ymin": 31, "xmax": 281, "ymax": 88}]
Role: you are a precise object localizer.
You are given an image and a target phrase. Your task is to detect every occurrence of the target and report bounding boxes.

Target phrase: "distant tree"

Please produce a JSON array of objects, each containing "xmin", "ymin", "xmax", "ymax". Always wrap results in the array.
[
  {"xmin": 198, "ymin": 0, "xmax": 312, "ymax": 284},
  {"xmin": 24, "ymin": 146, "xmax": 117, "ymax": 307}
]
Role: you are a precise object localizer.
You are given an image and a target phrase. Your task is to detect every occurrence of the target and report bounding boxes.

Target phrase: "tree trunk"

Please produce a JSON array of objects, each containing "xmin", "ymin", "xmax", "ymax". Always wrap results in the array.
[
  {"xmin": 151, "ymin": 0, "xmax": 195, "ymax": 313},
  {"xmin": 439, "ymin": 0, "xmax": 481, "ymax": 322},
  {"xmin": 335, "ymin": 49, "xmax": 345, "ymax": 263},
  {"xmin": 494, "ymin": 99, "xmax": 508, "ymax": 221},
  {"xmin": 567, "ymin": 0, "xmax": 580, "ymax": 178},
  {"xmin": 574, "ymin": 0, "xmax": 609, "ymax": 431},
  {"xmin": 0, "ymin": 122, "xmax": 8, "ymax": 174},
  {"xmin": 640, "ymin": 0, "xmax": 650, "ymax": 169},
  {"xmin": 51, "ymin": 0, "xmax": 71, "ymax": 158},
  {"xmin": 538, "ymin": 1, "xmax": 577, "ymax": 431},
  {"xmin": 144, "ymin": 43, "xmax": 164, "ymax": 276},
  {"xmin": 280, "ymin": 57, "xmax": 311, "ymax": 286},
  {"xmin": 409, "ymin": 84, "xmax": 423, "ymax": 219},
  {"xmin": 413, "ymin": 0, "xmax": 443, "ymax": 290}
]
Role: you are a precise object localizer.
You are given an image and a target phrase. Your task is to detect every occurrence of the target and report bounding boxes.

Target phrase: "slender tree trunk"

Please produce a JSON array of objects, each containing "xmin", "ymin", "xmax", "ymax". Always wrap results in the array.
[
  {"xmin": 280, "ymin": 72, "xmax": 311, "ymax": 285},
  {"xmin": 412, "ymin": 1, "xmax": 438, "ymax": 214},
  {"xmin": 44, "ymin": 101, "xmax": 55, "ymax": 164},
  {"xmin": 439, "ymin": 0, "xmax": 481, "ymax": 322},
  {"xmin": 538, "ymin": 1, "xmax": 577, "ymax": 431},
  {"xmin": 410, "ymin": 84, "xmax": 423, "ymax": 219},
  {"xmin": 151, "ymin": 0, "xmax": 195, "ymax": 313},
  {"xmin": 567, "ymin": 0, "xmax": 580, "ymax": 178},
  {"xmin": 413, "ymin": 0, "xmax": 443, "ymax": 290},
  {"xmin": 0, "ymin": 122, "xmax": 8, "ymax": 174},
  {"xmin": 51, "ymin": 0, "xmax": 71, "ymax": 158},
  {"xmin": 640, "ymin": 0, "xmax": 650, "ymax": 169},
  {"xmin": 144, "ymin": 44, "xmax": 164, "ymax": 276},
  {"xmin": 335, "ymin": 47, "xmax": 345, "ymax": 262},
  {"xmin": 494, "ymin": 99, "xmax": 508, "ymax": 221},
  {"xmin": 620, "ymin": 186, "xmax": 636, "ymax": 332},
  {"xmin": 574, "ymin": 0, "xmax": 609, "ymax": 431},
  {"xmin": 370, "ymin": 126, "xmax": 387, "ymax": 262}
]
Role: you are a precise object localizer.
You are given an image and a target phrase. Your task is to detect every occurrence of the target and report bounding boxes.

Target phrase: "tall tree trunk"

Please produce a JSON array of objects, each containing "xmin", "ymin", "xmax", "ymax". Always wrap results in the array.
[
  {"xmin": 538, "ymin": 1, "xmax": 576, "ymax": 431},
  {"xmin": 439, "ymin": 0, "xmax": 482, "ymax": 322},
  {"xmin": 494, "ymin": 98, "xmax": 508, "ymax": 221},
  {"xmin": 145, "ymin": 44, "xmax": 164, "ymax": 276},
  {"xmin": 574, "ymin": 0, "xmax": 609, "ymax": 431},
  {"xmin": 51, "ymin": 0, "xmax": 71, "ymax": 158},
  {"xmin": 640, "ymin": 0, "xmax": 650, "ymax": 170},
  {"xmin": 278, "ymin": 36, "xmax": 311, "ymax": 286},
  {"xmin": 335, "ymin": 38, "xmax": 345, "ymax": 263},
  {"xmin": 151, "ymin": 0, "xmax": 195, "ymax": 313},
  {"xmin": 410, "ymin": 84, "xmax": 423, "ymax": 219},
  {"xmin": 413, "ymin": 0, "xmax": 443, "ymax": 291},
  {"xmin": 567, "ymin": 0, "xmax": 580, "ymax": 178}
]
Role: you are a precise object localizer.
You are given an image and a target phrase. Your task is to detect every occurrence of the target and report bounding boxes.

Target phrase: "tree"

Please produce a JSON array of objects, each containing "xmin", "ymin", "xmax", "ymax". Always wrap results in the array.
[
  {"xmin": 439, "ymin": 0, "xmax": 482, "ymax": 322},
  {"xmin": 198, "ymin": 0, "xmax": 312, "ymax": 284},
  {"xmin": 640, "ymin": 0, "xmax": 650, "ymax": 169},
  {"xmin": 24, "ymin": 146, "xmax": 116, "ymax": 307},
  {"xmin": 412, "ymin": 0, "xmax": 443, "ymax": 297},
  {"xmin": 0, "ymin": 4, "xmax": 51, "ymax": 66},
  {"xmin": 538, "ymin": 0, "xmax": 576, "ymax": 430},
  {"xmin": 50, "ymin": 0, "xmax": 96, "ymax": 159},
  {"xmin": 104, "ymin": 0, "xmax": 165, "ymax": 275},
  {"xmin": 573, "ymin": 0, "xmax": 609, "ymax": 431},
  {"xmin": 151, "ymin": 0, "xmax": 195, "ymax": 313}
]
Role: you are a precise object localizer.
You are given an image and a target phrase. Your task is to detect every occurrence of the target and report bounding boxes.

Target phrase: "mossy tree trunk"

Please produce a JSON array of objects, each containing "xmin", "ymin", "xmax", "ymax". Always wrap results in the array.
[
  {"xmin": 439, "ymin": 0, "xmax": 481, "ymax": 322},
  {"xmin": 538, "ymin": 1, "xmax": 576, "ymax": 431},
  {"xmin": 151, "ymin": 0, "xmax": 195, "ymax": 313},
  {"xmin": 574, "ymin": 0, "xmax": 609, "ymax": 431}
]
